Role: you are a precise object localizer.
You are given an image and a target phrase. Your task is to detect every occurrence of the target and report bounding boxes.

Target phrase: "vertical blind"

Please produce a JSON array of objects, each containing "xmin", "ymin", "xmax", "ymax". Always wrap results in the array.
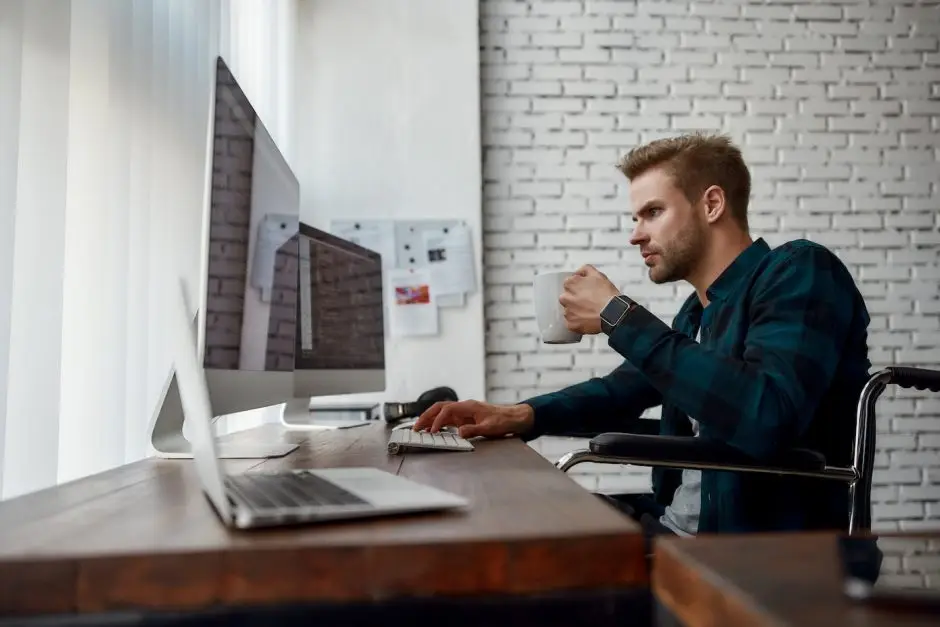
[{"xmin": 0, "ymin": 0, "xmax": 297, "ymax": 499}]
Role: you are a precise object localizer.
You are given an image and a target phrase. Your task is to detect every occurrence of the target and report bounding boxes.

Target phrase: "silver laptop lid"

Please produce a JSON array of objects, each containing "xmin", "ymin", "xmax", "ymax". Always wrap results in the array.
[{"xmin": 171, "ymin": 277, "xmax": 233, "ymax": 523}]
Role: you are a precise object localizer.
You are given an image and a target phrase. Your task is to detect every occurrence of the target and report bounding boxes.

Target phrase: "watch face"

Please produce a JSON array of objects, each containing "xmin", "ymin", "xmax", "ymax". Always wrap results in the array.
[{"xmin": 602, "ymin": 296, "xmax": 630, "ymax": 329}]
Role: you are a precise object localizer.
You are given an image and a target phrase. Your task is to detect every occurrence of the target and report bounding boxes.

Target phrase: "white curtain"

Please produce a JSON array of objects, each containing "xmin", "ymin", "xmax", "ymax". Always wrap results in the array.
[{"xmin": 0, "ymin": 0, "xmax": 298, "ymax": 499}]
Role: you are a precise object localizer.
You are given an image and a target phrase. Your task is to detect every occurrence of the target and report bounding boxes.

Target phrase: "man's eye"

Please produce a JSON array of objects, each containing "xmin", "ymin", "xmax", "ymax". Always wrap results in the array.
[{"xmin": 649, "ymin": 207, "xmax": 662, "ymax": 217}]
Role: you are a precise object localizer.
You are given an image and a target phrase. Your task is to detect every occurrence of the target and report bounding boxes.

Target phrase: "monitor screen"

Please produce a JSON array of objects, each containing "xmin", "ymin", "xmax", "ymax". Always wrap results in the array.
[
  {"xmin": 202, "ymin": 57, "xmax": 300, "ymax": 373},
  {"xmin": 296, "ymin": 224, "xmax": 385, "ymax": 371}
]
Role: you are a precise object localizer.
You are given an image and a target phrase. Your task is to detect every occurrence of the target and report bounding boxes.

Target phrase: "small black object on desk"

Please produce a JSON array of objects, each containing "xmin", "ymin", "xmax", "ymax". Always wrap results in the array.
[{"xmin": 383, "ymin": 386, "xmax": 459, "ymax": 423}]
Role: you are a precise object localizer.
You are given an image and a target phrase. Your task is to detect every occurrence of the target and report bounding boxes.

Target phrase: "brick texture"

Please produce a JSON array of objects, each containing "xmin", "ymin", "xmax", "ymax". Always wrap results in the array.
[
  {"xmin": 204, "ymin": 63, "xmax": 254, "ymax": 370},
  {"xmin": 480, "ymin": 0, "xmax": 940, "ymax": 528},
  {"xmin": 204, "ymin": 62, "xmax": 297, "ymax": 372},
  {"xmin": 296, "ymin": 238, "xmax": 385, "ymax": 369},
  {"xmin": 265, "ymin": 236, "xmax": 299, "ymax": 372}
]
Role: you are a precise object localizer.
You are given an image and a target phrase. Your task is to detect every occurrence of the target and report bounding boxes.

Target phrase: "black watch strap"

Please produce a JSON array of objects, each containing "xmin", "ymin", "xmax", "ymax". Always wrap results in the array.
[{"xmin": 600, "ymin": 295, "xmax": 637, "ymax": 335}]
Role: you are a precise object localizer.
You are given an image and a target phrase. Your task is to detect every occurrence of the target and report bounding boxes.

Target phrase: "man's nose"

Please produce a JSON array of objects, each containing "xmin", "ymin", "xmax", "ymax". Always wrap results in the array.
[{"xmin": 629, "ymin": 225, "xmax": 646, "ymax": 247}]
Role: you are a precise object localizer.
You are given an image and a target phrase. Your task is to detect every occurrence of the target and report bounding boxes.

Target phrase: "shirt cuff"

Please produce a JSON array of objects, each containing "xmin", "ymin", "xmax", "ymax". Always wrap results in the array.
[{"xmin": 516, "ymin": 394, "xmax": 557, "ymax": 441}]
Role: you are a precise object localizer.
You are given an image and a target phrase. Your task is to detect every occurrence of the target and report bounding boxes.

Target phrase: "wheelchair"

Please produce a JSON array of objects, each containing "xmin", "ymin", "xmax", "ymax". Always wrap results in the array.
[{"xmin": 555, "ymin": 367, "xmax": 940, "ymax": 534}]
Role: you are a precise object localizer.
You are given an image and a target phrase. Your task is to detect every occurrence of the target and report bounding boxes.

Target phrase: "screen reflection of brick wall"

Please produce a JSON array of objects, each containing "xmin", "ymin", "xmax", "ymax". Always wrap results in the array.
[
  {"xmin": 265, "ymin": 236, "xmax": 299, "ymax": 371},
  {"xmin": 204, "ymin": 62, "xmax": 254, "ymax": 370},
  {"xmin": 306, "ymin": 240, "xmax": 384, "ymax": 369}
]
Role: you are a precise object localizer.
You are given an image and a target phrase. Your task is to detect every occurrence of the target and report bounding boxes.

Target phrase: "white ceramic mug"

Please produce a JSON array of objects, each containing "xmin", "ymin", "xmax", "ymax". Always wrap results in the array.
[{"xmin": 533, "ymin": 271, "xmax": 583, "ymax": 344}]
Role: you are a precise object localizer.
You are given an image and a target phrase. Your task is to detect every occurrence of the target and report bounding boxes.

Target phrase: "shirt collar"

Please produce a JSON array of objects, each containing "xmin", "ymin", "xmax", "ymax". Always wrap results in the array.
[{"xmin": 705, "ymin": 237, "xmax": 770, "ymax": 302}]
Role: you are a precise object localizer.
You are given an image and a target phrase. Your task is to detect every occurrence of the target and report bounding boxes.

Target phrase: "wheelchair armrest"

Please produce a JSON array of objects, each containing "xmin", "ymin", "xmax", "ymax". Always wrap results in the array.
[
  {"xmin": 887, "ymin": 366, "xmax": 940, "ymax": 393},
  {"xmin": 589, "ymin": 433, "xmax": 827, "ymax": 472}
]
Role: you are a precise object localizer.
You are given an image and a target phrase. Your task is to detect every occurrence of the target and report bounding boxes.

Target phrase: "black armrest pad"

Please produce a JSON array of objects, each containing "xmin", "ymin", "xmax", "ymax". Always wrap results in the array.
[{"xmin": 589, "ymin": 433, "xmax": 827, "ymax": 472}]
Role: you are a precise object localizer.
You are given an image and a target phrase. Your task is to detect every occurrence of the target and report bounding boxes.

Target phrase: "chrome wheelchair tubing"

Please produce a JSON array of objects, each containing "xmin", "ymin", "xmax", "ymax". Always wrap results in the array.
[
  {"xmin": 555, "ymin": 450, "xmax": 604, "ymax": 472},
  {"xmin": 849, "ymin": 368, "xmax": 892, "ymax": 534},
  {"xmin": 556, "ymin": 449, "xmax": 858, "ymax": 482}
]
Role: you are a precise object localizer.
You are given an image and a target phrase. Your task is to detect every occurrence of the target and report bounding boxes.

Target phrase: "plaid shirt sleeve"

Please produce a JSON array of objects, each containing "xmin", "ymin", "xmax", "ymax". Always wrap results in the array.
[
  {"xmin": 606, "ymin": 245, "xmax": 861, "ymax": 460},
  {"xmin": 521, "ymin": 359, "xmax": 662, "ymax": 439}
]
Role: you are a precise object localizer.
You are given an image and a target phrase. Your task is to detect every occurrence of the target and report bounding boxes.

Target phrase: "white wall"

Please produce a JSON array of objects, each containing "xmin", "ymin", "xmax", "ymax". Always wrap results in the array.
[
  {"xmin": 0, "ymin": 0, "xmax": 297, "ymax": 499},
  {"xmin": 293, "ymin": 0, "xmax": 486, "ymax": 404},
  {"xmin": 480, "ymin": 0, "xmax": 940, "ymax": 527}
]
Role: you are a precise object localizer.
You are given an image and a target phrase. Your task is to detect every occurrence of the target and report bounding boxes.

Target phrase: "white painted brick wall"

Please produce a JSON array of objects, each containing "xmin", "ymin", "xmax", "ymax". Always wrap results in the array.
[{"xmin": 480, "ymin": 0, "xmax": 940, "ymax": 527}]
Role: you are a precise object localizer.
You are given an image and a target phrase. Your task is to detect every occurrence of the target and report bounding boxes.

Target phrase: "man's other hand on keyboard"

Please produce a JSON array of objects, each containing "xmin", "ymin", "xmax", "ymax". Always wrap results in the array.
[{"xmin": 413, "ymin": 400, "xmax": 534, "ymax": 439}]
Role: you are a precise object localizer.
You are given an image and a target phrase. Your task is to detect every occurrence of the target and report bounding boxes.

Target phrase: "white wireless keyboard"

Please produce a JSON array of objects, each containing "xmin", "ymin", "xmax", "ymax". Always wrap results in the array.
[{"xmin": 387, "ymin": 429, "xmax": 474, "ymax": 454}]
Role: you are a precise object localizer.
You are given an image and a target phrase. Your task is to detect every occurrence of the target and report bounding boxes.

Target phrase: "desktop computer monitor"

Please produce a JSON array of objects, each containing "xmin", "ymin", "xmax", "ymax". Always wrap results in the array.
[
  {"xmin": 294, "ymin": 223, "xmax": 386, "ymax": 397},
  {"xmin": 197, "ymin": 55, "xmax": 300, "ymax": 417},
  {"xmin": 150, "ymin": 55, "xmax": 301, "ymax": 459},
  {"xmin": 151, "ymin": 56, "xmax": 386, "ymax": 457}
]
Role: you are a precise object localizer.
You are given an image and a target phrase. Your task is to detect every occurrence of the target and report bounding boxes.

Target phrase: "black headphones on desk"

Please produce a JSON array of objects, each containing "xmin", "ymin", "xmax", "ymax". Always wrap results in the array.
[{"xmin": 382, "ymin": 386, "xmax": 458, "ymax": 423}]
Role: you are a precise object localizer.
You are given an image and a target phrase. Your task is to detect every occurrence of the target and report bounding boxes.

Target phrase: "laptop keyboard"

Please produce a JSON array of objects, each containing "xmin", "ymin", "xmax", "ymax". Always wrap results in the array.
[
  {"xmin": 387, "ymin": 428, "xmax": 474, "ymax": 454},
  {"xmin": 225, "ymin": 471, "xmax": 368, "ymax": 510}
]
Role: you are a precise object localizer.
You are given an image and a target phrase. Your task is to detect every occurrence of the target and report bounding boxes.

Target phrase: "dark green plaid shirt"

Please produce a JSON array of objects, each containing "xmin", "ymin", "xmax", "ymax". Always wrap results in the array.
[{"xmin": 523, "ymin": 238, "xmax": 872, "ymax": 534}]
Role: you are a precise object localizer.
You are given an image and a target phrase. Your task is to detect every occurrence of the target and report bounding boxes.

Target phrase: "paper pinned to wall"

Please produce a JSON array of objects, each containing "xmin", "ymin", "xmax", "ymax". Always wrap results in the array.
[
  {"xmin": 422, "ymin": 224, "xmax": 476, "ymax": 297},
  {"xmin": 330, "ymin": 218, "xmax": 474, "ymax": 311},
  {"xmin": 387, "ymin": 267, "xmax": 438, "ymax": 337},
  {"xmin": 331, "ymin": 219, "xmax": 397, "ymax": 269},
  {"xmin": 251, "ymin": 213, "xmax": 298, "ymax": 302}
]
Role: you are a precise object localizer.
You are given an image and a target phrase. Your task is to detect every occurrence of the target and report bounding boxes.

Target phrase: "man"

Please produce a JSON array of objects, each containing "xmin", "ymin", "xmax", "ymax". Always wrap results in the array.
[{"xmin": 414, "ymin": 132, "xmax": 871, "ymax": 537}]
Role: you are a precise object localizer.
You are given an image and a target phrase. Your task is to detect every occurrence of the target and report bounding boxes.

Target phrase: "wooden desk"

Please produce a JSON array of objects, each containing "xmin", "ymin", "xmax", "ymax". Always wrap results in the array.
[
  {"xmin": 0, "ymin": 423, "xmax": 645, "ymax": 618},
  {"xmin": 653, "ymin": 532, "xmax": 940, "ymax": 627}
]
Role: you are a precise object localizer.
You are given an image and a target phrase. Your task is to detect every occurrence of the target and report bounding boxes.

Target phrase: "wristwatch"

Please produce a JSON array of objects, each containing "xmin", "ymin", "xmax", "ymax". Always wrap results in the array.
[{"xmin": 600, "ymin": 294, "xmax": 638, "ymax": 335}]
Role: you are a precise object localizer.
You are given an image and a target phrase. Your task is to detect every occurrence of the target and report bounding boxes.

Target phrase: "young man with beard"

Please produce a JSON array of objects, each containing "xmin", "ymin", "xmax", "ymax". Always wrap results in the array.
[{"xmin": 414, "ymin": 133, "xmax": 872, "ymax": 538}]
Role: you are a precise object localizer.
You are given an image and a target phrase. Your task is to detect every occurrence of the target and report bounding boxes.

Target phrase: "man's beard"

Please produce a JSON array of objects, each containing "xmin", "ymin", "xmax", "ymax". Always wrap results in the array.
[{"xmin": 648, "ymin": 224, "xmax": 705, "ymax": 284}]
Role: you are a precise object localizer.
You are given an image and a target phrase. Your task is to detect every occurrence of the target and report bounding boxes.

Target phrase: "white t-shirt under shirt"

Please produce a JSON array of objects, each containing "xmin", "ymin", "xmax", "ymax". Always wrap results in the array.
[{"xmin": 659, "ymin": 326, "xmax": 702, "ymax": 537}]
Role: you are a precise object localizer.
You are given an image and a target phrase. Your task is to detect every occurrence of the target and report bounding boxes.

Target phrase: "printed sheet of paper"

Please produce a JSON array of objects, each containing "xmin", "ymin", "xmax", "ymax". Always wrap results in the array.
[
  {"xmin": 331, "ymin": 220, "xmax": 397, "ymax": 269},
  {"xmin": 421, "ymin": 224, "xmax": 476, "ymax": 297},
  {"xmin": 387, "ymin": 268, "xmax": 438, "ymax": 337}
]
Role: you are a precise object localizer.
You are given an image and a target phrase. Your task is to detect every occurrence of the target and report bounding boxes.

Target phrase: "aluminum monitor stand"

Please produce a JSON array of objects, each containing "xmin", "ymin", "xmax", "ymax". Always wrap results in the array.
[{"xmin": 146, "ymin": 328, "xmax": 298, "ymax": 460}]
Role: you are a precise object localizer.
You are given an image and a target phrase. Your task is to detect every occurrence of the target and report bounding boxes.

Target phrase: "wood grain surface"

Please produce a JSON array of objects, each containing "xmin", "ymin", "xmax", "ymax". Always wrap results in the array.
[
  {"xmin": 0, "ymin": 423, "xmax": 645, "ymax": 615},
  {"xmin": 654, "ymin": 531, "xmax": 940, "ymax": 627}
]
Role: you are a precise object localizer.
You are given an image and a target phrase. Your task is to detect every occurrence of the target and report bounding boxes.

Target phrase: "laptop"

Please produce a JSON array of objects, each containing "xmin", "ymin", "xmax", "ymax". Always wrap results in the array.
[{"xmin": 171, "ymin": 279, "xmax": 469, "ymax": 530}]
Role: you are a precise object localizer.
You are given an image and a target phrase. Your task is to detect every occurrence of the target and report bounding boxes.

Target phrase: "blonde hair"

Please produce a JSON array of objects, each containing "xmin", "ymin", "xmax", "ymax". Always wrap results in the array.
[{"xmin": 618, "ymin": 133, "xmax": 751, "ymax": 230}]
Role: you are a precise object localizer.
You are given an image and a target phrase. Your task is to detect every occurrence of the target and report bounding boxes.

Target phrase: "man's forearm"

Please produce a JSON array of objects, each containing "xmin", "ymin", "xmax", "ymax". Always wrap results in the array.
[{"xmin": 519, "ymin": 360, "xmax": 662, "ymax": 440}]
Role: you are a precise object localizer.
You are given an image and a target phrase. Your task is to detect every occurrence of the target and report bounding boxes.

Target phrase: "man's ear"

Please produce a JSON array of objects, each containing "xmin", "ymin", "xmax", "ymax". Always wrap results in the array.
[{"xmin": 701, "ymin": 185, "xmax": 726, "ymax": 224}]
